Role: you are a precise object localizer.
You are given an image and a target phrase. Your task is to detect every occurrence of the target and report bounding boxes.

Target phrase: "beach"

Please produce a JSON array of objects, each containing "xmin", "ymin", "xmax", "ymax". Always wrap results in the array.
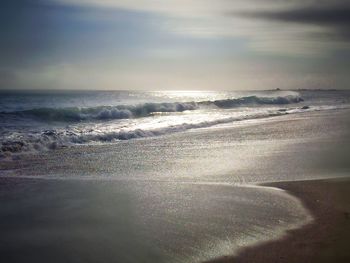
[
  {"xmin": 3, "ymin": 0, "xmax": 350, "ymax": 261},
  {"xmin": 1, "ymin": 91, "xmax": 350, "ymax": 263},
  {"xmin": 207, "ymin": 178, "xmax": 350, "ymax": 263}
]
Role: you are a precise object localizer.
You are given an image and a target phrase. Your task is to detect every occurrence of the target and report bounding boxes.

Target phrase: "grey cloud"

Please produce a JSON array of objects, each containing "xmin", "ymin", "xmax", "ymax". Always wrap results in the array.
[
  {"xmin": 239, "ymin": 7, "xmax": 350, "ymax": 26},
  {"xmin": 233, "ymin": 4, "xmax": 350, "ymax": 43}
]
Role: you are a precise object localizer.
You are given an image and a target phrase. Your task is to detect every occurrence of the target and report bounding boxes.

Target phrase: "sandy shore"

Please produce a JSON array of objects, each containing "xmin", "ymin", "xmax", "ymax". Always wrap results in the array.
[
  {"xmin": 207, "ymin": 178, "xmax": 350, "ymax": 263},
  {"xmin": 1, "ymin": 109, "xmax": 350, "ymax": 263}
]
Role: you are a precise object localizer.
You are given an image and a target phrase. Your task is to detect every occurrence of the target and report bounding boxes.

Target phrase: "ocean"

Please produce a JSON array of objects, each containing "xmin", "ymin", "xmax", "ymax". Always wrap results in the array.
[
  {"xmin": 0, "ymin": 89, "xmax": 350, "ymax": 263},
  {"xmin": 1, "ymin": 89, "xmax": 349, "ymax": 156}
]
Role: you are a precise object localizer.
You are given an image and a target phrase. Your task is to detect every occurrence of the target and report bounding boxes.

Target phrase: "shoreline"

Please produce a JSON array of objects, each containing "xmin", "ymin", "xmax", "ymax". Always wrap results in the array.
[
  {"xmin": 206, "ymin": 178, "xmax": 350, "ymax": 263},
  {"xmin": 1, "ymin": 107, "xmax": 349, "ymax": 263}
]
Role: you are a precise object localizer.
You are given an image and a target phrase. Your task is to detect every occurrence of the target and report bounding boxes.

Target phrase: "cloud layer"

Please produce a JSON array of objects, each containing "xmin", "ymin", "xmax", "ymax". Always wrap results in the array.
[
  {"xmin": 50, "ymin": 0, "xmax": 350, "ymax": 55},
  {"xmin": 1, "ymin": 0, "xmax": 350, "ymax": 90}
]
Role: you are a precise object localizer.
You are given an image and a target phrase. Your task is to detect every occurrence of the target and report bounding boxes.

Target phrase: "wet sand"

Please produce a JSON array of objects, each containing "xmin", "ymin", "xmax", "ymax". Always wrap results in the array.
[{"xmin": 207, "ymin": 178, "xmax": 350, "ymax": 263}]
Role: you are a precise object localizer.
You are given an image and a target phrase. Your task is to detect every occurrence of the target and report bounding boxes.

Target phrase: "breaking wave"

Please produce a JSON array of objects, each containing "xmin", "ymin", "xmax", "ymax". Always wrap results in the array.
[
  {"xmin": 0, "ymin": 111, "xmax": 285, "ymax": 157},
  {"xmin": 0, "ymin": 92, "xmax": 310, "ymax": 158},
  {"xmin": 199, "ymin": 94, "xmax": 303, "ymax": 108},
  {"xmin": 1, "ymin": 94, "xmax": 303, "ymax": 122},
  {"xmin": 2, "ymin": 102, "xmax": 347, "ymax": 158},
  {"xmin": 3, "ymin": 102, "xmax": 198, "ymax": 122}
]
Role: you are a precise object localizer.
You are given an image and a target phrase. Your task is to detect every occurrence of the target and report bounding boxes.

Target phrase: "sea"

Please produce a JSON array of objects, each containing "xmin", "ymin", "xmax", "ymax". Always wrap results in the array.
[{"xmin": 0, "ymin": 89, "xmax": 349, "ymax": 156}]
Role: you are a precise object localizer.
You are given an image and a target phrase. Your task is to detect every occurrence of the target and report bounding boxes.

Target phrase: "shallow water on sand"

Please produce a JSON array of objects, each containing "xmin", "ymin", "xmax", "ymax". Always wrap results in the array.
[{"xmin": 0, "ymin": 178, "xmax": 311, "ymax": 263}]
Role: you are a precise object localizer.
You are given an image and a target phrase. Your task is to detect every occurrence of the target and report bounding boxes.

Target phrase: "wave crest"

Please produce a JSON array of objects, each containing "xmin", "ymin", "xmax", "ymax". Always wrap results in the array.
[
  {"xmin": 9, "ymin": 102, "xmax": 198, "ymax": 122},
  {"xmin": 1, "ymin": 111, "xmax": 284, "ymax": 157},
  {"xmin": 0, "ymin": 94, "xmax": 303, "ymax": 122},
  {"xmin": 202, "ymin": 95, "xmax": 303, "ymax": 108}
]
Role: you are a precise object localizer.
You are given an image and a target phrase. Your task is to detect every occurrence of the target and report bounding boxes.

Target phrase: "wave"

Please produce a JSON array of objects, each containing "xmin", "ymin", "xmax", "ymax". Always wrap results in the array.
[
  {"xmin": 1, "ymin": 94, "xmax": 303, "ymax": 122},
  {"xmin": 200, "ymin": 94, "xmax": 303, "ymax": 108},
  {"xmin": 2, "ymin": 102, "xmax": 347, "ymax": 158},
  {"xmin": 3, "ymin": 102, "xmax": 198, "ymax": 122},
  {"xmin": 0, "ymin": 111, "xmax": 285, "ymax": 157}
]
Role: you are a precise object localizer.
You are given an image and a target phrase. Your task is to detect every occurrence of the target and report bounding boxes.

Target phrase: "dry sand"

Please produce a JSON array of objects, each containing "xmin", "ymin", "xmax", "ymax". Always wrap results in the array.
[{"xmin": 207, "ymin": 178, "xmax": 350, "ymax": 263}]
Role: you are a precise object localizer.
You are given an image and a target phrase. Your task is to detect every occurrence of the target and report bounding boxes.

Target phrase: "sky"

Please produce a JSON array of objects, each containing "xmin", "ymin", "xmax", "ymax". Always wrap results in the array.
[{"xmin": 1, "ymin": 0, "xmax": 350, "ymax": 90}]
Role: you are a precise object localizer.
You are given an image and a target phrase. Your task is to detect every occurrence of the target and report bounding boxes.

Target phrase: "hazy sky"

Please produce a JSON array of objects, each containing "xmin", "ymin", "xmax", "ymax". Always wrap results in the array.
[{"xmin": 1, "ymin": 0, "xmax": 350, "ymax": 90}]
